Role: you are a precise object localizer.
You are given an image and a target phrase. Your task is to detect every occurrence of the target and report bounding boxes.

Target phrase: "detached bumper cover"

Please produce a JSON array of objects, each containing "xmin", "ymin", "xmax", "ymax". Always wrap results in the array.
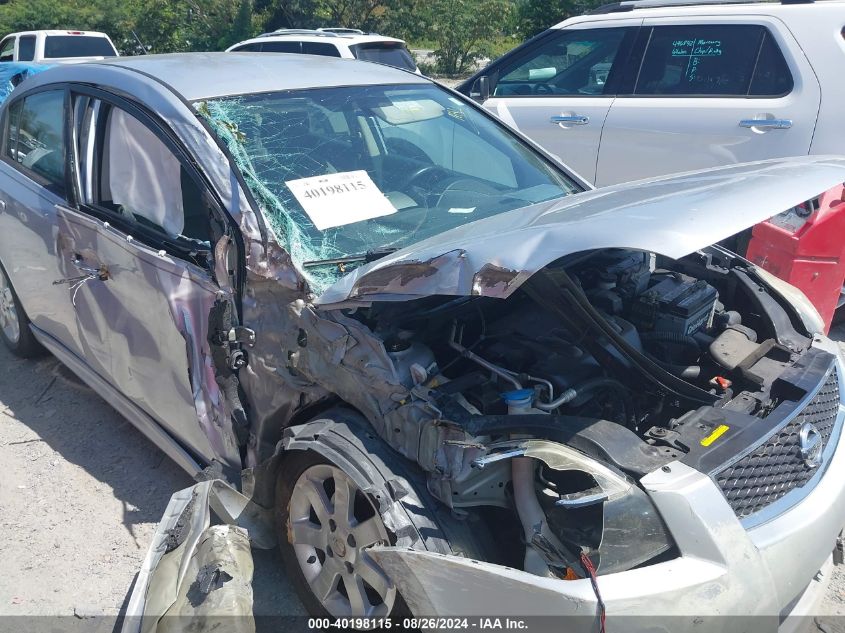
[{"xmin": 121, "ymin": 480, "xmax": 274, "ymax": 633}]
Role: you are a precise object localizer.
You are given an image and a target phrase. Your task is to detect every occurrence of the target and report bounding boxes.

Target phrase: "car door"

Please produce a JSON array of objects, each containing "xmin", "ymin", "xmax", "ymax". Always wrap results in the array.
[
  {"xmin": 473, "ymin": 22, "xmax": 640, "ymax": 182},
  {"xmin": 595, "ymin": 17, "xmax": 821, "ymax": 186},
  {"xmin": 0, "ymin": 87, "xmax": 85, "ymax": 354},
  {"xmin": 58, "ymin": 89, "xmax": 243, "ymax": 473}
]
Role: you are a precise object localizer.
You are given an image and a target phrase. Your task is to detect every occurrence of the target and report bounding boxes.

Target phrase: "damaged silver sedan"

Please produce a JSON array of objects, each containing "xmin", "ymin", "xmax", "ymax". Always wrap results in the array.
[{"xmin": 1, "ymin": 52, "xmax": 845, "ymax": 631}]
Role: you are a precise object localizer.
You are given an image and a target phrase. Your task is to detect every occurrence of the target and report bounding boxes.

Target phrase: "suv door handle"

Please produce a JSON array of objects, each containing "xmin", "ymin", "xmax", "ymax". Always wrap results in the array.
[
  {"xmin": 739, "ymin": 118, "xmax": 792, "ymax": 130},
  {"xmin": 550, "ymin": 114, "xmax": 589, "ymax": 126}
]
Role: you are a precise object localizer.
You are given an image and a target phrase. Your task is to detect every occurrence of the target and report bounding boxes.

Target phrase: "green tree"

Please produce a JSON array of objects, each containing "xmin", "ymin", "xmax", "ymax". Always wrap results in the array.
[
  {"xmin": 513, "ymin": 0, "xmax": 604, "ymax": 39},
  {"xmin": 426, "ymin": 0, "xmax": 510, "ymax": 76},
  {"xmin": 0, "ymin": 0, "xmax": 259, "ymax": 55}
]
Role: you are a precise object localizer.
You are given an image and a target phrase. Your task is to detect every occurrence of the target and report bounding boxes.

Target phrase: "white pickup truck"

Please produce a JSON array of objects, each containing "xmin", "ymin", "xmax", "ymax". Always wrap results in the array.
[{"xmin": 0, "ymin": 30, "xmax": 117, "ymax": 63}]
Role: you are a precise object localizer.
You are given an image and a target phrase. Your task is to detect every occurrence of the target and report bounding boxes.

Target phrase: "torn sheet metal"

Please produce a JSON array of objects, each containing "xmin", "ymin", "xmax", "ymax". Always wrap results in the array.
[
  {"xmin": 315, "ymin": 157, "xmax": 845, "ymax": 305},
  {"xmin": 54, "ymin": 209, "xmax": 243, "ymax": 473},
  {"xmin": 122, "ymin": 480, "xmax": 272, "ymax": 633}
]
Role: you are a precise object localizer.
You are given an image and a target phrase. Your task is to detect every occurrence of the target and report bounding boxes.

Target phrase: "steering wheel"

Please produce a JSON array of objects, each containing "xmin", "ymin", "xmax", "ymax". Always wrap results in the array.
[
  {"xmin": 534, "ymin": 83, "xmax": 556, "ymax": 95},
  {"xmin": 398, "ymin": 164, "xmax": 447, "ymax": 191}
]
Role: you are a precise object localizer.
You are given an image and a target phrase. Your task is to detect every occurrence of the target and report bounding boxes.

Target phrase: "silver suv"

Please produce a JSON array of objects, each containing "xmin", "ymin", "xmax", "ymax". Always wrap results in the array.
[{"xmin": 460, "ymin": 0, "xmax": 845, "ymax": 186}]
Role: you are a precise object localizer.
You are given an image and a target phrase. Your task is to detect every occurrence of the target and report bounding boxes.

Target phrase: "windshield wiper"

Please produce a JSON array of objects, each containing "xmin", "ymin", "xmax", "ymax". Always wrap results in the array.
[{"xmin": 303, "ymin": 247, "xmax": 398, "ymax": 269}]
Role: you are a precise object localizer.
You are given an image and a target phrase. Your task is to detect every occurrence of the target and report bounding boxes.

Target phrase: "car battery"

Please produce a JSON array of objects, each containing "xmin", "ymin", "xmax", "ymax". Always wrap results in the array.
[
  {"xmin": 630, "ymin": 274, "xmax": 718, "ymax": 336},
  {"xmin": 745, "ymin": 184, "xmax": 845, "ymax": 333}
]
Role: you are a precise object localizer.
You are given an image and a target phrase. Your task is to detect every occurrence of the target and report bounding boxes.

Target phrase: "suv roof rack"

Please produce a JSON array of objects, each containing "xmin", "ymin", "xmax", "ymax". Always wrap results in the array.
[
  {"xmin": 257, "ymin": 27, "xmax": 375, "ymax": 39},
  {"xmin": 258, "ymin": 28, "xmax": 342, "ymax": 39},
  {"xmin": 588, "ymin": 0, "xmax": 812, "ymax": 14},
  {"xmin": 317, "ymin": 27, "xmax": 365, "ymax": 34}
]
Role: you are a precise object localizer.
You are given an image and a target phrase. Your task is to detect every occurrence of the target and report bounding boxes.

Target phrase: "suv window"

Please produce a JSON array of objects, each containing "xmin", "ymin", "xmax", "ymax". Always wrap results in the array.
[
  {"xmin": 232, "ymin": 42, "xmax": 263, "ymax": 52},
  {"xmin": 634, "ymin": 24, "xmax": 792, "ymax": 97},
  {"xmin": 301, "ymin": 42, "xmax": 341, "ymax": 57},
  {"xmin": 351, "ymin": 42, "xmax": 416, "ymax": 71},
  {"xmin": 261, "ymin": 41, "xmax": 301, "ymax": 53},
  {"xmin": 17, "ymin": 36, "xmax": 35, "ymax": 61},
  {"xmin": 0, "ymin": 38, "xmax": 15, "ymax": 62},
  {"xmin": 748, "ymin": 30, "xmax": 793, "ymax": 96},
  {"xmin": 494, "ymin": 28, "xmax": 630, "ymax": 97},
  {"xmin": 75, "ymin": 97, "xmax": 212, "ymax": 244},
  {"xmin": 5, "ymin": 90, "xmax": 66, "ymax": 192}
]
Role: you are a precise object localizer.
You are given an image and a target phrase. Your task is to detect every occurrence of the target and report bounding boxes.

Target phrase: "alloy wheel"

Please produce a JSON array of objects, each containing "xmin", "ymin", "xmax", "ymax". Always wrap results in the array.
[
  {"xmin": 0, "ymin": 267, "xmax": 20, "ymax": 344},
  {"xmin": 288, "ymin": 463, "xmax": 395, "ymax": 617}
]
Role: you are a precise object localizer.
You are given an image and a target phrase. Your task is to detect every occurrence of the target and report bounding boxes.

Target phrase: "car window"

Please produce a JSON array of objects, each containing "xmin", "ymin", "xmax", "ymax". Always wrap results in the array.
[
  {"xmin": 748, "ymin": 30, "xmax": 793, "ymax": 96},
  {"xmin": 17, "ymin": 36, "xmax": 35, "ymax": 62},
  {"xmin": 43, "ymin": 35, "xmax": 117, "ymax": 58},
  {"xmin": 231, "ymin": 42, "xmax": 263, "ymax": 52},
  {"xmin": 0, "ymin": 38, "xmax": 15, "ymax": 62},
  {"xmin": 301, "ymin": 42, "xmax": 341, "ymax": 57},
  {"xmin": 5, "ymin": 90, "xmax": 66, "ymax": 193},
  {"xmin": 633, "ymin": 24, "xmax": 788, "ymax": 97},
  {"xmin": 494, "ymin": 28, "xmax": 629, "ymax": 97},
  {"xmin": 351, "ymin": 42, "xmax": 417, "ymax": 71},
  {"xmin": 75, "ymin": 98, "xmax": 212, "ymax": 245},
  {"xmin": 261, "ymin": 41, "xmax": 301, "ymax": 53}
]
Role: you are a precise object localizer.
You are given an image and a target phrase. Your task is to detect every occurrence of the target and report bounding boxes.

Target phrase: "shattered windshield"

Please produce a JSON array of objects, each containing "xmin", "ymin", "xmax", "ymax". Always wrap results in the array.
[{"xmin": 196, "ymin": 84, "xmax": 579, "ymax": 292}]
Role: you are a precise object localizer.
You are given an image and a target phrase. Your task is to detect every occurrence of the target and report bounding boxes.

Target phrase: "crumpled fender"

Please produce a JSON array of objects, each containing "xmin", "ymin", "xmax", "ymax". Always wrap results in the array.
[{"xmin": 281, "ymin": 412, "xmax": 454, "ymax": 554}]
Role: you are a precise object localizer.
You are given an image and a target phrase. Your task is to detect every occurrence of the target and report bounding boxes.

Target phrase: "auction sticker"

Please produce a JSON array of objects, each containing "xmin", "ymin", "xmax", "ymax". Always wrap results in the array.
[{"xmin": 285, "ymin": 170, "xmax": 396, "ymax": 231}]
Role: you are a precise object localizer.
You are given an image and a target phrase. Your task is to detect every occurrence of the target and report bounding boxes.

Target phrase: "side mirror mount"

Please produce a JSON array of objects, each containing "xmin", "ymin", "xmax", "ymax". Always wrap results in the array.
[
  {"xmin": 478, "ymin": 76, "xmax": 491, "ymax": 102},
  {"xmin": 471, "ymin": 75, "xmax": 491, "ymax": 103}
]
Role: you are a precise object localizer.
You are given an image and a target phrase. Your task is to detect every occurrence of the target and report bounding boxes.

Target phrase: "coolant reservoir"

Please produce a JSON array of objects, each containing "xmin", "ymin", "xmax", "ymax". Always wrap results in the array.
[{"xmin": 503, "ymin": 389, "xmax": 547, "ymax": 416}]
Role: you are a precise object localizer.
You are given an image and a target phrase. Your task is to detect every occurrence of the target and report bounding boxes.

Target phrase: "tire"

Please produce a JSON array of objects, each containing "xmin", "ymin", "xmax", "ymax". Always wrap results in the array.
[
  {"xmin": 275, "ymin": 449, "xmax": 411, "ymax": 619},
  {"xmin": 0, "ymin": 262, "xmax": 43, "ymax": 358}
]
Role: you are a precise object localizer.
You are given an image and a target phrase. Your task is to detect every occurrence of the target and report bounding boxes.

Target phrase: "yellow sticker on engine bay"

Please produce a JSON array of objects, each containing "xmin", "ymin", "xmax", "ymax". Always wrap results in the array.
[{"xmin": 700, "ymin": 424, "xmax": 730, "ymax": 447}]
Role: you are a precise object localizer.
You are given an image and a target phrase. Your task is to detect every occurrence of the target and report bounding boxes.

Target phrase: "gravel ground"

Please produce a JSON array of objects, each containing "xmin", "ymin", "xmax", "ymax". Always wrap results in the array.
[
  {"xmin": 0, "ymin": 344, "xmax": 300, "ymax": 621},
  {"xmin": 2, "ymin": 334, "xmax": 845, "ymax": 625}
]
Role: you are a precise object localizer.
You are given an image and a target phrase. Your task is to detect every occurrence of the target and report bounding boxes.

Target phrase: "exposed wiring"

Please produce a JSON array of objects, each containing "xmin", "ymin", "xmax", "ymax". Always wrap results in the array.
[{"xmin": 580, "ymin": 551, "xmax": 606, "ymax": 633}]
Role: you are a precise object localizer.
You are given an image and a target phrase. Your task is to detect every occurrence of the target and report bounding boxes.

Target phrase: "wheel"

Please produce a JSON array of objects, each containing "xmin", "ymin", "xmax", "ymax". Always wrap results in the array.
[
  {"xmin": 275, "ymin": 450, "xmax": 407, "ymax": 618},
  {"xmin": 0, "ymin": 262, "xmax": 42, "ymax": 358}
]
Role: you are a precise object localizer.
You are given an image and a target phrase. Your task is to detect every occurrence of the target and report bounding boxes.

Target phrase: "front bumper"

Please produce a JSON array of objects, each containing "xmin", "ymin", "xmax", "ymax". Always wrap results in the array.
[{"xmin": 367, "ymin": 343, "xmax": 845, "ymax": 631}]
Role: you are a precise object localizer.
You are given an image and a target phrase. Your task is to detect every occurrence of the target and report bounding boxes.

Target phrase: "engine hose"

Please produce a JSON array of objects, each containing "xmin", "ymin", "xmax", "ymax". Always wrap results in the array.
[
  {"xmin": 646, "ymin": 355, "xmax": 701, "ymax": 380},
  {"xmin": 568, "ymin": 378, "xmax": 630, "ymax": 408},
  {"xmin": 536, "ymin": 377, "xmax": 629, "ymax": 411}
]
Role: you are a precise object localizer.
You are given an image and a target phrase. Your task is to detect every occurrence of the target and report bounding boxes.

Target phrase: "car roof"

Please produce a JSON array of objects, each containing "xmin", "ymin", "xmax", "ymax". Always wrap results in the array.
[
  {"xmin": 233, "ymin": 32, "xmax": 405, "ymax": 47},
  {"xmin": 33, "ymin": 52, "xmax": 429, "ymax": 101},
  {"xmin": 6, "ymin": 30, "xmax": 111, "ymax": 37}
]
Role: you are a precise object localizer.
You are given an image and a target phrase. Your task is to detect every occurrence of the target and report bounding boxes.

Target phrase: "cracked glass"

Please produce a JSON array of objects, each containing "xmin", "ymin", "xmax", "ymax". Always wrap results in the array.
[{"xmin": 196, "ymin": 84, "xmax": 578, "ymax": 292}]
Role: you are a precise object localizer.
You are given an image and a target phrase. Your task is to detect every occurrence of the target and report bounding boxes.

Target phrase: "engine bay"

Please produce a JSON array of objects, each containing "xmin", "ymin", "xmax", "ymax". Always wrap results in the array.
[
  {"xmin": 322, "ymin": 246, "xmax": 830, "ymax": 577},
  {"xmin": 338, "ymin": 247, "xmax": 821, "ymax": 577},
  {"xmin": 367, "ymin": 247, "xmax": 810, "ymax": 442}
]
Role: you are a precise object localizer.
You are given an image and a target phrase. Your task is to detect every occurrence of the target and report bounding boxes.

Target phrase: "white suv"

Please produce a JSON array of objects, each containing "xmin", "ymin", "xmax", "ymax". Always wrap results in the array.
[
  {"xmin": 459, "ymin": 0, "xmax": 845, "ymax": 186},
  {"xmin": 227, "ymin": 28, "xmax": 419, "ymax": 73},
  {"xmin": 0, "ymin": 30, "xmax": 117, "ymax": 64}
]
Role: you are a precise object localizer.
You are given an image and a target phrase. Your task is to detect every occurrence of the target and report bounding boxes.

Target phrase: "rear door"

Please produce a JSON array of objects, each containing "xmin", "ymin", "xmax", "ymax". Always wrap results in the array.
[
  {"xmin": 60, "ymin": 89, "xmax": 243, "ymax": 472},
  {"xmin": 475, "ymin": 22, "xmax": 640, "ymax": 182},
  {"xmin": 595, "ymin": 17, "xmax": 821, "ymax": 186}
]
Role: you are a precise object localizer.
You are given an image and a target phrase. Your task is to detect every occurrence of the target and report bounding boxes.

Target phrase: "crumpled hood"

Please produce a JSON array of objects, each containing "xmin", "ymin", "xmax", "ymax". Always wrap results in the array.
[{"xmin": 316, "ymin": 156, "xmax": 845, "ymax": 306}]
